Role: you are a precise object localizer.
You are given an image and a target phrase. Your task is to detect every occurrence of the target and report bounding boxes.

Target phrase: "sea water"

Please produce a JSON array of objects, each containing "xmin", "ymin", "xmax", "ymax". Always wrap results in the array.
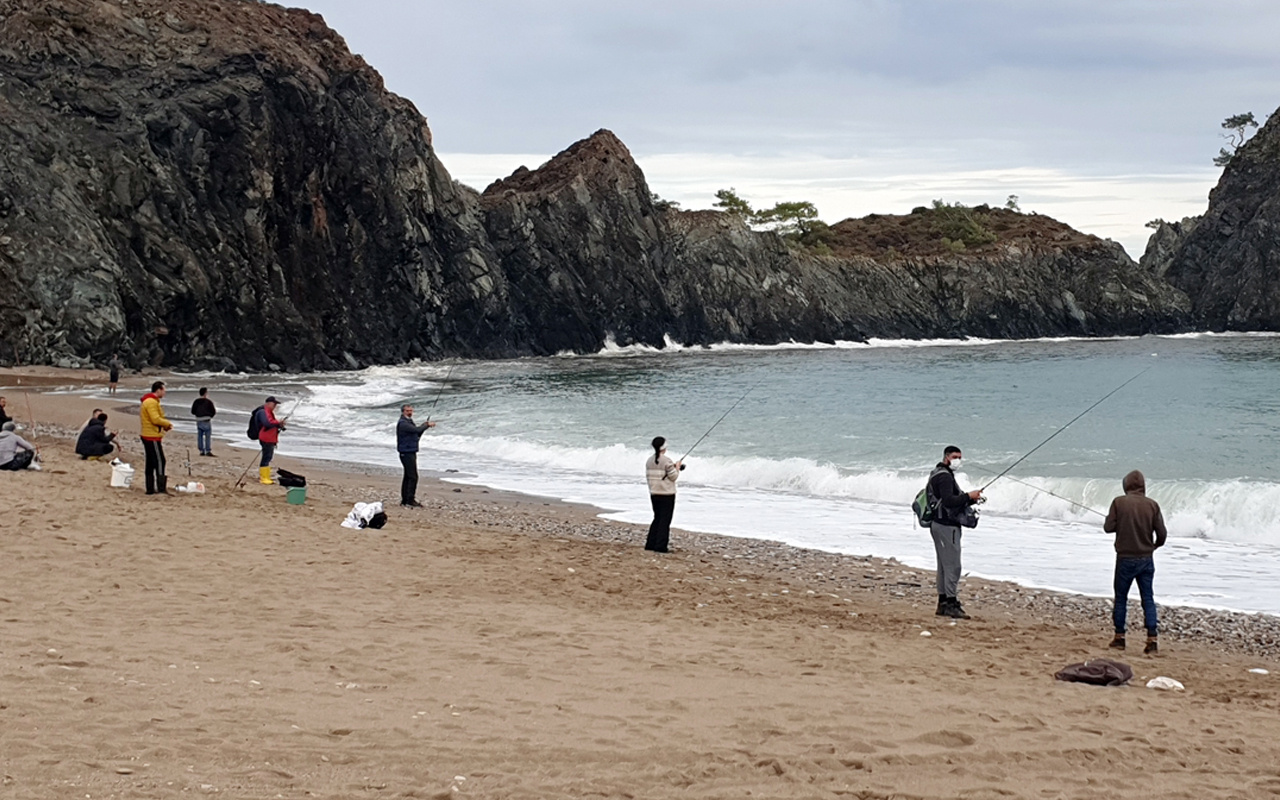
[{"xmin": 151, "ymin": 333, "xmax": 1280, "ymax": 615}]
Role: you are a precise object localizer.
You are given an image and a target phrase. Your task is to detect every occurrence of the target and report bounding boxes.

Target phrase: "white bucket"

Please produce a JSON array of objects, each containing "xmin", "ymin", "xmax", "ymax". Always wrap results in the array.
[{"xmin": 110, "ymin": 463, "xmax": 135, "ymax": 488}]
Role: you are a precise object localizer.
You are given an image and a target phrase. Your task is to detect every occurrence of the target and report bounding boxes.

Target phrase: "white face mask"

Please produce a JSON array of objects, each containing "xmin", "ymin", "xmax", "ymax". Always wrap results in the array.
[{"xmin": 949, "ymin": 458, "xmax": 962, "ymax": 470}]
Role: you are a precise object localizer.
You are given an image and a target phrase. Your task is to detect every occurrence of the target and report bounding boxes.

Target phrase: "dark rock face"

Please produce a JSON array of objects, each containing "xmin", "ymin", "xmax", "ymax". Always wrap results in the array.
[
  {"xmin": 1159, "ymin": 108, "xmax": 1280, "ymax": 330},
  {"xmin": 0, "ymin": 0, "xmax": 1191, "ymax": 371}
]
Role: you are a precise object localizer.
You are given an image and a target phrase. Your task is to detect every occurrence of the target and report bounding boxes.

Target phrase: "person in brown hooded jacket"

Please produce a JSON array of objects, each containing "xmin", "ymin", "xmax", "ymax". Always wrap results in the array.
[{"xmin": 1103, "ymin": 469, "xmax": 1167, "ymax": 654}]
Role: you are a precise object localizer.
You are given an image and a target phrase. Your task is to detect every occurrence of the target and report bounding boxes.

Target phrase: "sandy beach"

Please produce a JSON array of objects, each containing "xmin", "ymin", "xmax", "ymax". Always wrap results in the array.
[{"xmin": 2, "ymin": 368, "xmax": 1280, "ymax": 799}]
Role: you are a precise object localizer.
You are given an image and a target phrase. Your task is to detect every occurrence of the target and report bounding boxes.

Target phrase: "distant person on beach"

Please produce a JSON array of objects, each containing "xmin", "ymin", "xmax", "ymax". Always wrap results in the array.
[
  {"xmin": 108, "ymin": 354, "xmax": 123, "ymax": 395},
  {"xmin": 0, "ymin": 396, "xmax": 11, "ymax": 427},
  {"xmin": 0, "ymin": 421, "xmax": 38, "ymax": 471},
  {"xmin": 140, "ymin": 381, "xmax": 173, "ymax": 495},
  {"xmin": 927, "ymin": 446, "xmax": 982, "ymax": 619},
  {"xmin": 644, "ymin": 436, "xmax": 684, "ymax": 553},
  {"xmin": 75, "ymin": 412, "xmax": 117, "ymax": 460},
  {"xmin": 254, "ymin": 397, "xmax": 286, "ymax": 485},
  {"xmin": 1104, "ymin": 469, "xmax": 1167, "ymax": 654},
  {"xmin": 396, "ymin": 404, "xmax": 437, "ymax": 507},
  {"xmin": 191, "ymin": 387, "xmax": 217, "ymax": 457}
]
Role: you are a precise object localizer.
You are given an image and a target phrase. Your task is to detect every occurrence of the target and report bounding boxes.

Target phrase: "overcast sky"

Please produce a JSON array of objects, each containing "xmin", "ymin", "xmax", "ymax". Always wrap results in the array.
[{"xmin": 292, "ymin": 1, "xmax": 1280, "ymax": 257}]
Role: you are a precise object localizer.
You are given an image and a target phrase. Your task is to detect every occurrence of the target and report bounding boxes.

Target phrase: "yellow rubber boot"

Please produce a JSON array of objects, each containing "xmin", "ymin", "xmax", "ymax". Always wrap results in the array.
[{"xmin": 259, "ymin": 466, "xmax": 275, "ymax": 485}]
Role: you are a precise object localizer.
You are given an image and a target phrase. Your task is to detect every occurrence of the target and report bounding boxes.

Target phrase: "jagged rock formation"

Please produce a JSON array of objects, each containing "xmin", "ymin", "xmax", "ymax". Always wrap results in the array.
[
  {"xmin": 1158, "ymin": 108, "xmax": 1280, "ymax": 330},
  {"xmin": 0, "ymin": 0, "xmax": 1192, "ymax": 371}
]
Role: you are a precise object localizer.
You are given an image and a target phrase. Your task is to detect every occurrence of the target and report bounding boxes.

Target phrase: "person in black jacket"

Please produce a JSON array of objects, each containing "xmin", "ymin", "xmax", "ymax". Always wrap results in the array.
[
  {"xmin": 191, "ymin": 387, "xmax": 217, "ymax": 456},
  {"xmin": 396, "ymin": 404, "xmax": 436, "ymax": 507},
  {"xmin": 927, "ymin": 445, "xmax": 982, "ymax": 619},
  {"xmin": 75, "ymin": 413, "xmax": 117, "ymax": 459}
]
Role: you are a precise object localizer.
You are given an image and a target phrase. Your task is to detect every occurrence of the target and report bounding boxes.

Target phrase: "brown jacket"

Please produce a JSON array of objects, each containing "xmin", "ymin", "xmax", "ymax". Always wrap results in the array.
[{"xmin": 1103, "ymin": 470, "xmax": 1167, "ymax": 558}]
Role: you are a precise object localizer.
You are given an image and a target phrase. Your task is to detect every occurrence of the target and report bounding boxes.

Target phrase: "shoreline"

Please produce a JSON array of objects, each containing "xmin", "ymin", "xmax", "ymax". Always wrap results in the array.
[
  {"xmin": 5, "ymin": 368, "xmax": 1280, "ymax": 797},
  {"xmin": 9, "ymin": 367, "xmax": 1280, "ymax": 660}
]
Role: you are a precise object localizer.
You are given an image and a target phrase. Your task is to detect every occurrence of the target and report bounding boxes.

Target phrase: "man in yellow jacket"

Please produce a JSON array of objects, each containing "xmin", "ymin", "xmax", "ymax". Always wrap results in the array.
[{"xmin": 139, "ymin": 380, "xmax": 174, "ymax": 495}]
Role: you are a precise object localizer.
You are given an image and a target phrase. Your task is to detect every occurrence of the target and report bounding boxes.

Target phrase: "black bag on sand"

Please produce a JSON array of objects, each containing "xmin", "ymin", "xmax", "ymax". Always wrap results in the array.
[
  {"xmin": 1054, "ymin": 658, "xmax": 1133, "ymax": 686},
  {"xmin": 277, "ymin": 469, "xmax": 306, "ymax": 488},
  {"xmin": 366, "ymin": 511, "xmax": 388, "ymax": 529}
]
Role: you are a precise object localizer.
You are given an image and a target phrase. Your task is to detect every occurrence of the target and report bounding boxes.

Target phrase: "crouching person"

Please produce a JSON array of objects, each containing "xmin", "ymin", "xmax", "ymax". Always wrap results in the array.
[
  {"xmin": 76, "ymin": 413, "xmax": 117, "ymax": 460},
  {"xmin": 0, "ymin": 421, "xmax": 38, "ymax": 471}
]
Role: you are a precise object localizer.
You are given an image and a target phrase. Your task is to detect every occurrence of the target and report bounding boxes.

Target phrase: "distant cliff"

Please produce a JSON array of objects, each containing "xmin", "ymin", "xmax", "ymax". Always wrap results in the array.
[
  {"xmin": 1154, "ymin": 107, "xmax": 1280, "ymax": 330},
  {"xmin": 0, "ymin": 0, "xmax": 1191, "ymax": 371}
]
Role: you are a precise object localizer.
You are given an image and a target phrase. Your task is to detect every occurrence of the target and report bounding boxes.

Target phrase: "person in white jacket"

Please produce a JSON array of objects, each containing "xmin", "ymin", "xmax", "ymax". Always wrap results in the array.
[{"xmin": 644, "ymin": 436, "xmax": 684, "ymax": 552}]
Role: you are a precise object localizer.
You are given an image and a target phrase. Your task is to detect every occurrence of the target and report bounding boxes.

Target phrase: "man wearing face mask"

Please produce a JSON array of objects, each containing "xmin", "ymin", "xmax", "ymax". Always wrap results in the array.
[{"xmin": 927, "ymin": 445, "xmax": 982, "ymax": 619}]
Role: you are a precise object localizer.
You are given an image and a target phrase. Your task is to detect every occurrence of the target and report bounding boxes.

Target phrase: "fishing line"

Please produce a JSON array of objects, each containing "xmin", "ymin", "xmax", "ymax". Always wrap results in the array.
[
  {"xmin": 680, "ymin": 377, "xmax": 765, "ymax": 461},
  {"xmin": 980, "ymin": 367, "xmax": 1151, "ymax": 492},
  {"xmin": 968, "ymin": 465, "xmax": 1106, "ymax": 518}
]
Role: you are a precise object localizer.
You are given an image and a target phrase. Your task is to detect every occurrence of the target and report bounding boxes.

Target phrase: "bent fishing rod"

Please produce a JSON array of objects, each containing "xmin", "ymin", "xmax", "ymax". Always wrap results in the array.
[
  {"xmin": 680, "ymin": 377, "xmax": 765, "ymax": 461},
  {"xmin": 969, "ymin": 465, "xmax": 1106, "ymax": 518},
  {"xmin": 424, "ymin": 362, "xmax": 455, "ymax": 424},
  {"xmin": 980, "ymin": 366, "xmax": 1151, "ymax": 492}
]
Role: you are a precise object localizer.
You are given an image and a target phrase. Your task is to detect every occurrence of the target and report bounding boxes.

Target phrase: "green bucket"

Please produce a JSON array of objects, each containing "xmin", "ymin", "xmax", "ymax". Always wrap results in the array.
[{"xmin": 286, "ymin": 486, "xmax": 307, "ymax": 505}]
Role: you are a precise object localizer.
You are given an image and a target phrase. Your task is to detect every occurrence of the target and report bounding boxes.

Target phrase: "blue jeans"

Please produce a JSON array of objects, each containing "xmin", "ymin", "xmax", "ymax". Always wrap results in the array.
[
  {"xmin": 260, "ymin": 442, "xmax": 276, "ymax": 468},
  {"xmin": 196, "ymin": 421, "xmax": 212, "ymax": 454},
  {"xmin": 1113, "ymin": 556, "xmax": 1157, "ymax": 635}
]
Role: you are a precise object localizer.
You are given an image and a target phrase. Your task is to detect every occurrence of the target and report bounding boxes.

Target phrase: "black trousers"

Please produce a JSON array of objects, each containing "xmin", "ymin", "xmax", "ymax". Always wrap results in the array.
[
  {"xmin": 645, "ymin": 493, "xmax": 676, "ymax": 552},
  {"xmin": 399, "ymin": 451, "xmax": 418, "ymax": 504},
  {"xmin": 142, "ymin": 438, "xmax": 166, "ymax": 494}
]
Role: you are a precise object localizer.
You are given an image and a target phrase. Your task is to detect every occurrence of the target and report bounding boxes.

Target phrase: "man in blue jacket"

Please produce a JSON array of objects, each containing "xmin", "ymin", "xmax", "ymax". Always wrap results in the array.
[{"xmin": 396, "ymin": 404, "xmax": 437, "ymax": 507}]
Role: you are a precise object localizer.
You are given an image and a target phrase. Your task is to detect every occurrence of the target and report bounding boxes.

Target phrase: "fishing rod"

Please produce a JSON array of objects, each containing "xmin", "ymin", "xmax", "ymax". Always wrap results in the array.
[
  {"xmin": 980, "ymin": 367, "xmax": 1151, "ymax": 492},
  {"xmin": 680, "ymin": 377, "xmax": 764, "ymax": 461},
  {"xmin": 969, "ymin": 465, "xmax": 1105, "ymax": 518},
  {"xmin": 424, "ymin": 362, "xmax": 454, "ymax": 423}
]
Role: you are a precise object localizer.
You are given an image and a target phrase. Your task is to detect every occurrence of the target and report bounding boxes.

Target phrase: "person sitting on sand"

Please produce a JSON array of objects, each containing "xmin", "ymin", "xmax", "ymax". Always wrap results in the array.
[
  {"xmin": 644, "ymin": 436, "xmax": 684, "ymax": 553},
  {"xmin": 0, "ymin": 421, "xmax": 38, "ymax": 471},
  {"xmin": 1104, "ymin": 469, "xmax": 1167, "ymax": 654},
  {"xmin": 75, "ymin": 413, "xmax": 117, "ymax": 460}
]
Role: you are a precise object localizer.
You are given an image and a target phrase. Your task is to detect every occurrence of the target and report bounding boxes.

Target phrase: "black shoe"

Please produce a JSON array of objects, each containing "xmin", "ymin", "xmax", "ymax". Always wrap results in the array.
[
  {"xmin": 206, "ymin": 452, "xmax": 216, "ymax": 457},
  {"xmin": 1109, "ymin": 635, "xmax": 1126, "ymax": 650},
  {"xmin": 935, "ymin": 596, "xmax": 950, "ymax": 616},
  {"xmin": 944, "ymin": 597, "xmax": 971, "ymax": 619},
  {"xmin": 400, "ymin": 500, "xmax": 422, "ymax": 507}
]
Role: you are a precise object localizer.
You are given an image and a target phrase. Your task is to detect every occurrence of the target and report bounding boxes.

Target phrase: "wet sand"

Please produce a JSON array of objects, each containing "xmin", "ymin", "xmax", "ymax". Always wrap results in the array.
[{"xmin": 2, "ymin": 367, "xmax": 1279, "ymax": 799}]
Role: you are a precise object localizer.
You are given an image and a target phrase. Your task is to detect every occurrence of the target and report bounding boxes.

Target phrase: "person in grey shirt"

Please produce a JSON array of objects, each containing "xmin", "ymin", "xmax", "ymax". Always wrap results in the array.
[{"xmin": 0, "ymin": 421, "xmax": 38, "ymax": 471}]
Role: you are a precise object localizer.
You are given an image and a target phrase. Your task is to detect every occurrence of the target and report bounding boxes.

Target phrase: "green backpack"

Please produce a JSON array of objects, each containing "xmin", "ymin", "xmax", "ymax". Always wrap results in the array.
[{"xmin": 911, "ymin": 466, "xmax": 947, "ymax": 527}]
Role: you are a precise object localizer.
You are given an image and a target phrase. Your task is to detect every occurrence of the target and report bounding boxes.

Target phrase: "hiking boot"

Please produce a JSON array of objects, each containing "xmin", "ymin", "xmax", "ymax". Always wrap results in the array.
[
  {"xmin": 1109, "ymin": 634, "xmax": 1126, "ymax": 650},
  {"xmin": 1144, "ymin": 637, "xmax": 1158, "ymax": 655},
  {"xmin": 944, "ymin": 598, "xmax": 970, "ymax": 619},
  {"xmin": 935, "ymin": 596, "xmax": 950, "ymax": 616}
]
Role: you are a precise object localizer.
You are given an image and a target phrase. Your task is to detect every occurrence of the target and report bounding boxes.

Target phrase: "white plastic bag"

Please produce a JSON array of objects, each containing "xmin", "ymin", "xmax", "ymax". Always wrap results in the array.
[
  {"xmin": 1145, "ymin": 676, "xmax": 1185, "ymax": 691},
  {"xmin": 341, "ymin": 501, "xmax": 384, "ymax": 529}
]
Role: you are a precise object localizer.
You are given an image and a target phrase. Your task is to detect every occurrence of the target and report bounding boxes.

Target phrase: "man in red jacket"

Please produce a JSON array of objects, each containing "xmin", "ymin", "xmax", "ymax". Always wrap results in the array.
[
  {"xmin": 1104, "ymin": 469, "xmax": 1168, "ymax": 654},
  {"xmin": 255, "ymin": 396, "xmax": 286, "ymax": 485}
]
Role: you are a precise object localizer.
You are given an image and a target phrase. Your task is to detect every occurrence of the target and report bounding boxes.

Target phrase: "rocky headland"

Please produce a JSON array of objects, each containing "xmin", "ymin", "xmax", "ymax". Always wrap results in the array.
[{"xmin": 0, "ymin": 0, "xmax": 1260, "ymax": 372}]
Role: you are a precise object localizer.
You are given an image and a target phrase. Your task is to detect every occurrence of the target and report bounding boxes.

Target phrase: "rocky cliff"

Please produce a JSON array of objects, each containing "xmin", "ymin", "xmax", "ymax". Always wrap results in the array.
[
  {"xmin": 0, "ymin": 0, "xmax": 1191, "ymax": 371},
  {"xmin": 1156, "ymin": 107, "xmax": 1280, "ymax": 330}
]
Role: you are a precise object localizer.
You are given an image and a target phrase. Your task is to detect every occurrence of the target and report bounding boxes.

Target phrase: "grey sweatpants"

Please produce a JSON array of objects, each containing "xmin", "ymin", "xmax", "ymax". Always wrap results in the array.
[{"xmin": 929, "ymin": 521, "xmax": 963, "ymax": 597}]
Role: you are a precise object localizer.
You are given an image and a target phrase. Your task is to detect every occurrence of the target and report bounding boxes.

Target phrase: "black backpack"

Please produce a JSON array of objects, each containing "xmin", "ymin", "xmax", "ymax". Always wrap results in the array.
[{"xmin": 247, "ymin": 406, "xmax": 264, "ymax": 440}]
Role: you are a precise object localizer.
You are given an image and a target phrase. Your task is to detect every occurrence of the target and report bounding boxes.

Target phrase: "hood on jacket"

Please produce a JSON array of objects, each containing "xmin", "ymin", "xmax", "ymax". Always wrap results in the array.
[
  {"xmin": 1122, "ymin": 469, "xmax": 1145, "ymax": 494},
  {"xmin": 141, "ymin": 392, "xmax": 158, "ymax": 402}
]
